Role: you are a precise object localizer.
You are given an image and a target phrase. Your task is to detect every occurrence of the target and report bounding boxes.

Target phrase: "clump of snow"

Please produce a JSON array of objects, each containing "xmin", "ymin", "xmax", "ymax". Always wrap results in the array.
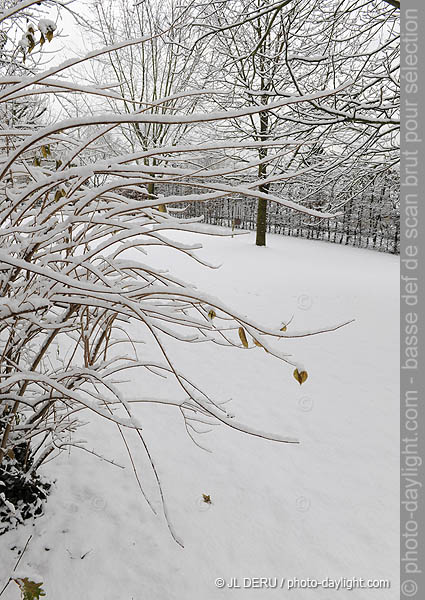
[
  {"xmin": 38, "ymin": 19, "xmax": 57, "ymax": 35},
  {"xmin": 0, "ymin": 492, "xmax": 15, "ymax": 515},
  {"xmin": 18, "ymin": 36, "xmax": 29, "ymax": 49}
]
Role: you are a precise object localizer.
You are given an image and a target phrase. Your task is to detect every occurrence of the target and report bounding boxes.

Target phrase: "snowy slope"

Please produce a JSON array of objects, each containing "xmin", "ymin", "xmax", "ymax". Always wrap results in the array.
[{"xmin": 0, "ymin": 229, "xmax": 399, "ymax": 600}]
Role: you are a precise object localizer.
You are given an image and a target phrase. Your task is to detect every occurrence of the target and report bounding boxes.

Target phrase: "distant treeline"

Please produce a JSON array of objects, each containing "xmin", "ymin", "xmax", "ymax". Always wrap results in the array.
[{"xmin": 157, "ymin": 173, "xmax": 400, "ymax": 254}]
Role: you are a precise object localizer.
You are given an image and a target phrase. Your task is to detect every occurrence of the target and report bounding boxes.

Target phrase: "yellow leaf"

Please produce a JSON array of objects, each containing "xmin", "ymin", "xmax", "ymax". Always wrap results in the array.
[
  {"xmin": 39, "ymin": 33, "xmax": 45, "ymax": 47},
  {"xmin": 253, "ymin": 337, "xmax": 269, "ymax": 353},
  {"xmin": 54, "ymin": 188, "xmax": 66, "ymax": 202},
  {"xmin": 46, "ymin": 30, "xmax": 54, "ymax": 42},
  {"xmin": 33, "ymin": 157, "xmax": 41, "ymax": 166},
  {"xmin": 280, "ymin": 324, "xmax": 287, "ymax": 332},
  {"xmin": 27, "ymin": 33, "xmax": 35, "ymax": 53},
  {"xmin": 41, "ymin": 145, "xmax": 50, "ymax": 158},
  {"xmin": 293, "ymin": 368, "xmax": 308, "ymax": 385},
  {"xmin": 238, "ymin": 327, "xmax": 249, "ymax": 348},
  {"xmin": 202, "ymin": 494, "xmax": 211, "ymax": 504},
  {"xmin": 208, "ymin": 309, "xmax": 216, "ymax": 320},
  {"xmin": 14, "ymin": 577, "xmax": 46, "ymax": 598}
]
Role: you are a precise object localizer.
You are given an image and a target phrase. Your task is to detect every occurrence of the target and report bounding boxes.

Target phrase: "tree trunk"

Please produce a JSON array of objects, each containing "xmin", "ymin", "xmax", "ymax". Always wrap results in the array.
[
  {"xmin": 147, "ymin": 168, "xmax": 166, "ymax": 213},
  {"xmin": 256, "ymin": 195, "xmax": 268, "ymax": 246},
  {"xmin": 256, "ymin": 108, "xmax": 269, "ymax": 246}
]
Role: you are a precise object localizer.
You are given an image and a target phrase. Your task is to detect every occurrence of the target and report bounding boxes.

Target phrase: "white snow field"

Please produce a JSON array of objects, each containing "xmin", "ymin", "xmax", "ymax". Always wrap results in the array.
[{"xmin": 0, "ymin": 228, "xmax": 399, "ymax": 599}]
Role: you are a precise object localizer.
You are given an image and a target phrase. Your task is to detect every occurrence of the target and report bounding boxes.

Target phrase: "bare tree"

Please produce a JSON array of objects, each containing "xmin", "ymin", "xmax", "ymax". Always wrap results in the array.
[
  {"xmin": 188, "ymin": 0, "xmax": 399, "ymax": 245},
  {"xmin": 75, "ymin": 0, "xmax": 211, "ymax": 208}
]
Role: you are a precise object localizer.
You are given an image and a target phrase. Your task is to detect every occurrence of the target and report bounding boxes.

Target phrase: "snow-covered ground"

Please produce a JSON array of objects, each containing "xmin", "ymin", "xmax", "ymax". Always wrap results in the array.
[{"xmin": 0, "ymin": 229, "xmax": 399, "ymax": 599}]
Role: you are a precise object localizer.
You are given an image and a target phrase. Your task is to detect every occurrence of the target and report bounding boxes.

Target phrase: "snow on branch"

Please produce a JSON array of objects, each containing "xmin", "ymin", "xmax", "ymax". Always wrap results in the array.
[{"xmin": 0, "ymin": 3, "xmax": 353, "ymax": 542}]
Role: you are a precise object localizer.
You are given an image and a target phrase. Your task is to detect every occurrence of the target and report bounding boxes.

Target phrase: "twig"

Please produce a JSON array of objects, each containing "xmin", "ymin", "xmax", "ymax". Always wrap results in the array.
[{"xmin": 0, "ymin": 534, "xmax": 33, "ymax": 597}]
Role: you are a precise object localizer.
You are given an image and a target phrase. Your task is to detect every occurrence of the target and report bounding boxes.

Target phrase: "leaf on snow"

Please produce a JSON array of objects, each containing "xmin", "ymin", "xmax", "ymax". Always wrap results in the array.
[{"xmin": 13, "ymin": 578, "xmax": 46, "ymax": 600}]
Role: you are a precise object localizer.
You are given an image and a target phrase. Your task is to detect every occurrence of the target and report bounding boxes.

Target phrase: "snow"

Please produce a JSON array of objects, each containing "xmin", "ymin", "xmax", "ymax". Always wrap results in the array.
[
  {"xmin": 37, "ymin": 19, "xmax": 56, "ymax": 35},
  {"xmin": 0, "ymin": 229, "xmax": 399, "ymax": 599}
]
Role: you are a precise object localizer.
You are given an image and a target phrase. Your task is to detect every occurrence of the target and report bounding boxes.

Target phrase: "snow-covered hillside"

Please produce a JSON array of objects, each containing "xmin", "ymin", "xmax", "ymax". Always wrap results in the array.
[{"xmin": 0, "ymin": 229, "xmax": 399, "ymax": 599}]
